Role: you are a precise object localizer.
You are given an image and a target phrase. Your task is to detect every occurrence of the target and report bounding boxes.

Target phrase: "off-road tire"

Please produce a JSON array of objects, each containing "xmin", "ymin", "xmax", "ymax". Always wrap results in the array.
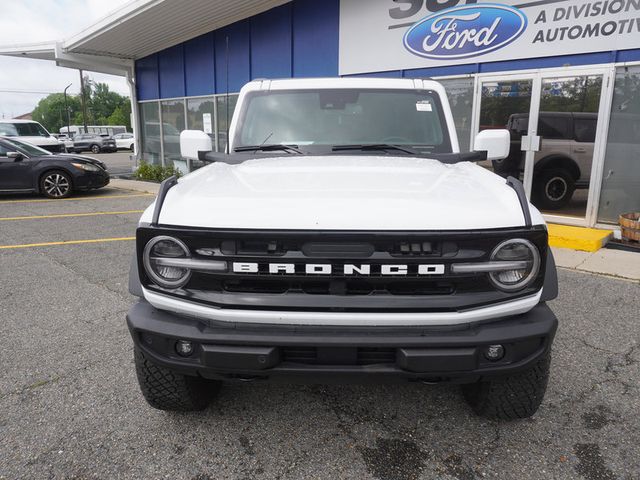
[
  {"xmin": 134, "ymin": 347, "xmax": 221, "ymax": 411},
  {"xmin": 532, "ymin": 169, "xmax": 575, "ymax": 210},
  {"xmin": 462, "ymin": 351, "xmax": 551, "ymax": 420}
]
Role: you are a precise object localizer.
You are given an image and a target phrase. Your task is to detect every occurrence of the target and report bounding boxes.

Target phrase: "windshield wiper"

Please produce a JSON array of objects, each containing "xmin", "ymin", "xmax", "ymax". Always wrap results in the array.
[
  {"xmin": 332, "ymin": 144, "xmax": 421, "ymax": 155},
  {"xmin": 234, "ymin": 144, "xmax": 303, "ymax": 154}
]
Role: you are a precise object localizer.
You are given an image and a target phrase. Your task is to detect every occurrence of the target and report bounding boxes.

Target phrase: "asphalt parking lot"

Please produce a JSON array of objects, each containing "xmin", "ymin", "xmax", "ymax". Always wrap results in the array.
[{"xmin": 0, "ymin": 187, "xmax": 639, "ymax": 480}]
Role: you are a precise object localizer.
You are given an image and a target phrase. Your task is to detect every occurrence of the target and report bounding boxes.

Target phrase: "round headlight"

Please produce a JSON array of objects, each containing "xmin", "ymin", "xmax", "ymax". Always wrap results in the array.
[
  {"xmin": 143, "ymin": 236, "xmax": 191, "ymax": 289},
  {"xmin": 489, "ymin": 239, "xmax": 540, "ymax": 292}
]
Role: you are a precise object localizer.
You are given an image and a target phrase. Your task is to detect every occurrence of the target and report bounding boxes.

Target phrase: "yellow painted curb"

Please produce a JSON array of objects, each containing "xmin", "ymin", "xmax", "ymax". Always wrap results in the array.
[{"xmin": 547, "ymin": 224, "xmax": 613, "ymax": 252}]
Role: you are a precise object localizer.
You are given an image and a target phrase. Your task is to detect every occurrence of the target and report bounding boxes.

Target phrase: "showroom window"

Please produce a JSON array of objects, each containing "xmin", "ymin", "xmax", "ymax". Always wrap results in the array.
[
  {"xmin": 437, "ymin": 77, "xmax": 474, "ymax": 152},
  {"xmin": 140, "ymin": 102, "xmax": 161, "ymax": 165},
  {"xmin": 216, "ymin": 95, "xmax": 239, "ymax": 153},
  {"xmin": 160, "ymin": 99, "xmax": 186, "ymax": 164},
  {"xmin": 187, "ymin": 97, "xmax": 216, "ymax": 148},
  {"xmin": 139, "ymin": 94, "xmax": 239, "ymax": 167},
  {"xmin": 598, "ymin": 66, "xmax": 640, "ymax": 224}
]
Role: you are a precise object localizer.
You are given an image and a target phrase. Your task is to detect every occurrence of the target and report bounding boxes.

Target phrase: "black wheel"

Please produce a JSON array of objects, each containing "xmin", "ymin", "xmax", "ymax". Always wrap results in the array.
[
  {"xmin": 134, "ymin": 347, "xmax": 221, "ymax": 411},
  {"xmin": 462, "ymin": 351, "xmax": 551, "ymax": 420},
  {"xmin": 532, "ymin": 169, "xmax": 575, "ymax": 210},
  {"xmin": 90, "ymin": 144, "xmax": 101, "ymax": 154},
  {"xmin": 40, "ymin": 170, "xmax": 72, "ymax": 199},
  {"xmin": 130, "ymin": 144, "xmax": 135, "ymax": 152}
]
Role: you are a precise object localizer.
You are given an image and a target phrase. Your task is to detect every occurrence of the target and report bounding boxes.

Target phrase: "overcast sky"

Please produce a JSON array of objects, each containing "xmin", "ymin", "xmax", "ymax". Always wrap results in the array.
[{"xmin": 0, "ymin": 0, "xmax": 132, "ymax": 119}]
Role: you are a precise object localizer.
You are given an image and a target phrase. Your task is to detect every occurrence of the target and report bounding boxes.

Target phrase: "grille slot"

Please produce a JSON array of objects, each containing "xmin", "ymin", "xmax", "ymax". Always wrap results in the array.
[{"xmin": 281, "ymin": 347, "xmax": 397, "ymax": 365}]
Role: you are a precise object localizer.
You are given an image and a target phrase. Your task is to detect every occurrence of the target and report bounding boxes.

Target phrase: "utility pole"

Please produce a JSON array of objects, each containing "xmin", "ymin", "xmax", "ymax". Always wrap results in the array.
[
  {"xmin": 63, "ymin": 83, "xmax": 72, "ymax": 138},
  {"xmin": 79, "ymin": 69, "xmax": 89, "ymax": 133}
]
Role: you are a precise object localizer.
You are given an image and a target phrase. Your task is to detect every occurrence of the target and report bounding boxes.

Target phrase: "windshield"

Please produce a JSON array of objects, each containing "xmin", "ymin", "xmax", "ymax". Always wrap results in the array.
[
  {"xmin": 0, "ymin": 122, "xmax": 50, "ymax": 137},
  {"xmin": 3, "ymin": 137, "xmax": 52, "ymax": 156},
  {"xmin": 234, "ymin": 89, "xmax": 452, "ymax": 153}
]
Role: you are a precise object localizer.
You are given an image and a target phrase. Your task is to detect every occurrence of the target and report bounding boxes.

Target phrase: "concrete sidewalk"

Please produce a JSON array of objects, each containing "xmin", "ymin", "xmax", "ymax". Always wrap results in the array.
[
  {"xmin": 109, "ymin": 178, "xmax": 160, "ymax": 194},
  {"xmin": 553, "ymin": 247, "xmax": 640, "ymax": 282}
]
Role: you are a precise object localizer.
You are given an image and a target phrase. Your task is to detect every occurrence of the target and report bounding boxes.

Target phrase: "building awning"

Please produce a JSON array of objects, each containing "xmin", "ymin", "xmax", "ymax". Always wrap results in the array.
[{"xmin": 0, "ymin": 0, "xmax": 290, "ymax": 76}]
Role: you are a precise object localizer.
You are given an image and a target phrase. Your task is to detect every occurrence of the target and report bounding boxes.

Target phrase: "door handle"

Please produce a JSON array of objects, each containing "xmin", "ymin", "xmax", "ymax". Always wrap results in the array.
[{"xmin": 574, "ymin": 147, "xmax": 587, "ymax": 153}]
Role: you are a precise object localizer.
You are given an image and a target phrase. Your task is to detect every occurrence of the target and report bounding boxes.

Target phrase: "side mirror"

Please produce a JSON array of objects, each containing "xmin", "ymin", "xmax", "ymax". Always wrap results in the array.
[
  {"xmin": 474, "ymin": 129, "xmax": 510, "ymax": 161},
  {"xmin": 180, "ymin": 130, "xmax": 212, "ymax": 160},
  {"xmin": 7, "ymin": 152, "xmax": 24, "ymax": 161}
]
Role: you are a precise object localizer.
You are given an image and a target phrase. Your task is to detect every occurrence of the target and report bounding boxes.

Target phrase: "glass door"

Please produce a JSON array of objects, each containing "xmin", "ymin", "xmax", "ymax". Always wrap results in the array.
[
  {"xmin": 474, "ymin": 75, "xmax": 540, "ymax": 186},
  {"xmin": 474, "ymin": 68, "xmax": 613, "ymax": 226},
  {"xmin": 531, "ymin": 73, "xmax": 607, "ymax": 222}
]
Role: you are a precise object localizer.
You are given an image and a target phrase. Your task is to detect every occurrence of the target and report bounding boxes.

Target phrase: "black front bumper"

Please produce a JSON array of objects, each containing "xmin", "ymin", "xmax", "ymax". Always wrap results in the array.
[
  {"xmin": 74, "ymin": 171, "xmax": 110, "ymax": 190},
  {"xmin": 127, "ymin": 301, "xmax": 557, "ymax": 384}
]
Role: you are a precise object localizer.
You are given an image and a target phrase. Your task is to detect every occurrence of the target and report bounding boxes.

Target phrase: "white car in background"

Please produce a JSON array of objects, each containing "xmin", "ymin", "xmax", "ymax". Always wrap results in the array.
[
  {"xmin": 0, "ymin": 120, "xmax": 65, "ymax": 153},
  {"xmin": 54, "ymin": 134, "xmax": 74, "ymax": 152},
  {"xmin": 112, "ymin": 132, "xmax": 135, "ymax": 151}
]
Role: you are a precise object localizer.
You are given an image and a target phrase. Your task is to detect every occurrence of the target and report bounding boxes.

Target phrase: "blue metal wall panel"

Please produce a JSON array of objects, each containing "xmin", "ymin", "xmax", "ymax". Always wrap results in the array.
[
  {"xmin": 134, "ymin": 0, "xmax": 640, "ymax": 101},
  {"xmin": 350, "ymin": 70, "xmax": 403, "ymax": 78},
  {"xmin": 158, "ymin": 44, "xmax": 185, "ymax": 98},
  {"xmin": 479, "ymin": 51, "xmax": 616, "ymax": 74},
  {"xmin": 402, "ymin": 64, "xmax": 478, "ymax": 78},
  {"xmin": 136, "ymin": 54, "xmax": 159, "ymax": 101},
  {"xmin": 251, "ymin": 4, "xmax": 292, "ymax": 79},
  {"xmin": 215, "ymin": 20, "xmax": 251, "ymax": 94},
  {"xmin": 185, "ymin": 33, "xmax": 215, "ymax": 97},
  {"xmin": 617, "ymin": 49, "xmax": 640, "ymax": 63},
  {"xmin": 292, "ymin": 0, "xmax": 339, "ymax": 77}
]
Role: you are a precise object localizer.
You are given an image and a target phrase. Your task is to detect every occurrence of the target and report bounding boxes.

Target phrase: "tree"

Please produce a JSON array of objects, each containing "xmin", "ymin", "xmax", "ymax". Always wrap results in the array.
[
  {"xmin": 32, "ymin": 93, "xmax": 82, "ymax": 134},
  {"xmin": 31, "ymin": 79, "xmax": 131, "ymax": 133},
  {"xmin": 107, "ymin": 106, "xmax": 128, "ymax": 126},
  {"xmin": 88, "ymin": 81, "xmax": 129, "ymax": 125}
]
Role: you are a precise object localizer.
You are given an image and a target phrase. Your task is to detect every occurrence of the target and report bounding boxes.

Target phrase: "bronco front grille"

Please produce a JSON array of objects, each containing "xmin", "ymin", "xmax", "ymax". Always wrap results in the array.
[{"xmin": 137, "ymin": 227, "xmax": 548, "ymax": 312}]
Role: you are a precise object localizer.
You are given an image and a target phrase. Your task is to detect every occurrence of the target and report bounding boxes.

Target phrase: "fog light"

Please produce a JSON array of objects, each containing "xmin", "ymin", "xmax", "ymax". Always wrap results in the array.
[
  {"xmin": 484, "ymin": 344, "xmax": 505, "ymax": 361},
  {"xmin": 175, "ymin": 340, "xmax": 194, "ymax": 357}
]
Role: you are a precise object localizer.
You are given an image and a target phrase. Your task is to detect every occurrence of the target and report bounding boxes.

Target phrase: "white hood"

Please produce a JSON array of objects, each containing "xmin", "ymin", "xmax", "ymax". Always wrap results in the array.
[{"xmin": 151, "ymin": 156, "xmax": 544, "ymax": 231}]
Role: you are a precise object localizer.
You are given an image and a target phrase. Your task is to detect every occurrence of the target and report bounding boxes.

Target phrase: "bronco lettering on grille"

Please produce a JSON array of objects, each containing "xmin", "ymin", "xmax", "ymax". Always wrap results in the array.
[{"xmin": 232, "ymin": 263, "xmax": 446, "ymax": 276}]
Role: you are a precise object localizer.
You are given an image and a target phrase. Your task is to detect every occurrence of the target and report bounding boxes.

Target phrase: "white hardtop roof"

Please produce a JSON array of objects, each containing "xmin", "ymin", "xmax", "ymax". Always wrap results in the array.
[
  {"xmin": 244, "ymin": 78, "xmax": 443, "ymax": 92},
  {"xmin": 0, "ymin": 0, "xmax": 290, "ymax": 76}
]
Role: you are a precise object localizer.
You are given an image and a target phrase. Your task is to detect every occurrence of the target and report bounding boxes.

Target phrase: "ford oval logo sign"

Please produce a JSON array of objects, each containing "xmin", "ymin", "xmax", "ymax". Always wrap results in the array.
[{"xmin": 404, "ymin": 4, "xmax": 527, "ymax": 60}]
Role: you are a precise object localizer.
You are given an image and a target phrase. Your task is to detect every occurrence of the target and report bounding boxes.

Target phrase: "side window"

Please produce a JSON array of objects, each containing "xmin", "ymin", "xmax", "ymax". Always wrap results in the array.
[
  {"xmin": 0, "ymin": 123, "xmax": 18, "ymax": 136},
  {"xmin": 574, "ymin": 118, "xmax": 597, "ymax": 143},
  {"xmin": 0, "ymin": 144, "xmax": 9, "ymax": 156},
  {"xmin": 538, "ymin": 116, "xmax": 571, "ymax": 140}
]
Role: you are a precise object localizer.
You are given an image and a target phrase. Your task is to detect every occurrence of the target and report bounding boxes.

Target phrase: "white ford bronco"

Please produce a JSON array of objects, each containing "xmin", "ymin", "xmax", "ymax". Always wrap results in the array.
[{"xmin": 127, "ymin": 78, "xmax": 558, "ymax": 419}]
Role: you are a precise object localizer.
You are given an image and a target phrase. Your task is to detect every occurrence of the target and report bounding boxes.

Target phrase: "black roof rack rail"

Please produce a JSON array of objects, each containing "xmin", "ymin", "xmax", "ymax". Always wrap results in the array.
[
  {"xmin": 506, "ymin": 176, "xmax": 532, "ymax": 227},
  {"xmin": 151, "ymin": 175, "xmax": 178, "ymax": 226}
]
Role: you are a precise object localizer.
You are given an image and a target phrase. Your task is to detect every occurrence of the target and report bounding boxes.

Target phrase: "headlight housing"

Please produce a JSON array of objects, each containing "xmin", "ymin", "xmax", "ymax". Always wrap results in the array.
[
  {"xmin": 489, "ymin": 239, "xmax": 541, "ymax": 292},
  {"xmin": 143, "ymin": 236, "xmax": 192, "ymax": 289},
  {"xmin": 72, "ymin": 162, "xmax": 101, "ymax": 172}
]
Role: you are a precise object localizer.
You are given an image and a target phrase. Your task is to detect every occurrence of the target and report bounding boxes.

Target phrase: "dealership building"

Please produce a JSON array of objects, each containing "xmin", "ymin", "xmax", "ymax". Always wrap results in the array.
[{"xmin": 1, "ymin": 0, "xmax": 639, "ymax": 230}]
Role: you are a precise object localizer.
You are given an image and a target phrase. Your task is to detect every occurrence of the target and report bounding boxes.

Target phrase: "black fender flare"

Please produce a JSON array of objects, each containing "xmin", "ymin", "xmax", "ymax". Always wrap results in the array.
[
  {"xmin": 541, "ymin": 250, "xmax": 558, "ymax": 302},
  {"xmin": 129, "ymin": 250, "xmax": 144, "ymax": 297}
]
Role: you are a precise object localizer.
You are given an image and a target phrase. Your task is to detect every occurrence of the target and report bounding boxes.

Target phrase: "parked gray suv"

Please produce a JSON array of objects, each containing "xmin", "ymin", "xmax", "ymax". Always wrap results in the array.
[
  {"xmin": 494, "ymin": 112, "xmax": 597, "ymax": 210},
  {"xmin": 71, "ymin": 133, "xmax": 117, "ymax": 154}
]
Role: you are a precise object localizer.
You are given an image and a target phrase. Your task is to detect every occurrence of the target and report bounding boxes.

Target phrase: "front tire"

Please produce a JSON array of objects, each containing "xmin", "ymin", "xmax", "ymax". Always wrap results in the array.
[
  {"xmin": 40, "ymin": 170, "xmax": 72, "ymax": 199},
  {"xmin": 134, "ymin": 347, "xmax": 221, "ymax": 411},
  {"xmin": 532, "ymin": 169, "xmax": 575, "ymax": 210},
  {"xmin": 462, "ymin": 351, "xmax": 551, "ymax": 420},
  {"xmin": 90, "ymin": 144, "xmax": 101, "ymax": 154}
]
